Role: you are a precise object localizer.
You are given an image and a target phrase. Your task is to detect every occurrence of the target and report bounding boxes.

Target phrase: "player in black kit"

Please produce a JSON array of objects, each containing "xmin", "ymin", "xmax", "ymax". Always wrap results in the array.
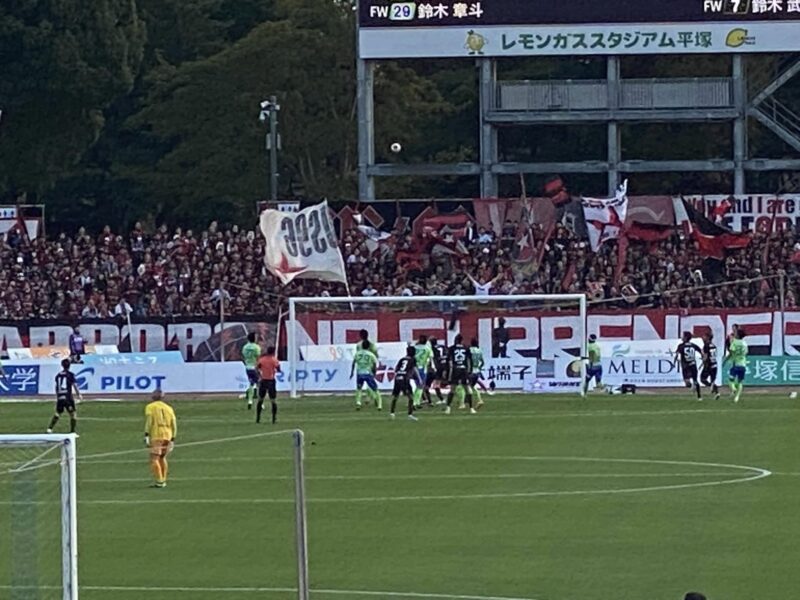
[
  {"xmin": 701, "ymin": 331, "xmax": 721, "ymax": 400},
  {"xmin": 425, "ymin": 336, "xmax": 447, "ymax": 404},
  {"xmin": 390, "ymin": 346, "xmax": 420, "ymax": 421},
  {"xmin": 47, "ymin": 359, "xmax": 83, "ymax": 433},
  {"xmin": 675, "ymin": 331, "xmax": 703, "ymax": 400},
  {"xmin": 445, "ymin": 334, "xmax": 474, "ymax": 415}
]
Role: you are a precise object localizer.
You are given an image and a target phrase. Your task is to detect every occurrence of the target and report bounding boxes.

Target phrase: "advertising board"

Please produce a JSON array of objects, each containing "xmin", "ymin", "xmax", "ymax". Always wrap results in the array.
[
  {"xmin": 284, "ymin": 358, "xmax": 536, "ymax": 393},
  {"xmin": 743, "ymin": 356, "xmax": 800, "ymax": 387},
  {"xmin": 682, "ymin": 195, "xmax": 800, "ymax": 232},
  {"xmin": 0, "ymin": 363, "xmax": 247, "ymax": 397}
]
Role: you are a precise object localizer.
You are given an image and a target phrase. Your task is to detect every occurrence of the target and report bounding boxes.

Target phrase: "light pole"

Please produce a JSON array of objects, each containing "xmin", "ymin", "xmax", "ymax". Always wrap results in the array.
[{"xmin": 259, "ymin": 97, "xmax": 281, "ymax": 201}]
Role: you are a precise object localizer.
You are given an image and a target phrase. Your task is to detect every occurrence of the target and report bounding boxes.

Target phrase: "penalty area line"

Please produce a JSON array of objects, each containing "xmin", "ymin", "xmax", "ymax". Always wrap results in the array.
[{"xmin": 79, "ymin": 429, "xmax": 301, "ymax": 461}]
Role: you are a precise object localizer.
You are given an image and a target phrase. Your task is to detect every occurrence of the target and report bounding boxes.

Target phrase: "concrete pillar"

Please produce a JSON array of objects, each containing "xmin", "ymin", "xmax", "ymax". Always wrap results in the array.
[
  {"xmin": 607, "ymin": 56, "xmax": 621, "ymax": 194},
  {"xmin": 479, "ymin": 58, "xmax": 499, "ymax": 198},
  {"xmin": 357, "ymin": 59, "xmax": 376, "ymax": 201},
  {"xmin": 732, "ymin": 54, "xmax": 747, "ymax": 194}
]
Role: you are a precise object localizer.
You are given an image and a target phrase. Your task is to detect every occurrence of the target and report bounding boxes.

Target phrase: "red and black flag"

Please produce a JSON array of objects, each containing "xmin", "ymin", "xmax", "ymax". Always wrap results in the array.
[
  {"xmin": 682, "ymin": 199, "xmax": 751, "ymax": 260},
  {"xmin": 543, "ymin": 175, "xmax": 570, "ymax": 207}
]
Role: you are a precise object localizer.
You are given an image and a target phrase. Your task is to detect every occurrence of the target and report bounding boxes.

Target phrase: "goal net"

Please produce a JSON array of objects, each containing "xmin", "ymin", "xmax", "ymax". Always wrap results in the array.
[
  {"xmin": 0, "ymin": 434, "xmax": 78, "ymax": 600},
  {"xmin": 287, "ymin": 294, "xmax": 587, "ymax": 398}
]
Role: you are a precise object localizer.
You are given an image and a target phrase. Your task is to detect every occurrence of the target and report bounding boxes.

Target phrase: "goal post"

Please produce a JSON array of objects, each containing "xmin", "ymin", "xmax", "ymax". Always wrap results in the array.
[
  {"xmin": 0, "ymin": 433, "xmax": 78, "ymax": 600},
  {"xmin": 287, "ymin": 294, "xmax": 588, "ymax": 398}
]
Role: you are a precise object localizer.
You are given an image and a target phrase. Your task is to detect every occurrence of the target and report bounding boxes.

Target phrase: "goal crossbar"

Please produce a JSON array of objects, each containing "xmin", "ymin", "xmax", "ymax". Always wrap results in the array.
[
  {"xmin": 0, "ymin": 433, "xmax": 78, "ymax": 600},
  {"xmin": 287, "ymin": 294, "xmax": 588, "ymax": 398}
]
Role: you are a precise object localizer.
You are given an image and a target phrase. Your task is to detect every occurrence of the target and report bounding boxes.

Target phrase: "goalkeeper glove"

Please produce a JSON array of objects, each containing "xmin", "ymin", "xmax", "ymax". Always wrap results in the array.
[{"xmin": 144, "ymin": 434, "xmax": 150, "ymax": 447}]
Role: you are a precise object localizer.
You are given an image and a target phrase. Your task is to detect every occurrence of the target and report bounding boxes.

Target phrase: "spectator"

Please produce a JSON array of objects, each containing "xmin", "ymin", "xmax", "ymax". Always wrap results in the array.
[
  {"xmin": 210, "ymin": 288, "xmax": 231, "ymax": 304},
  {"xmin": 477, "ymin": 227, "xmax": 494, "ymax": 245},
  {"xmin": 468, "ymin": 273, "xmax": 500, "ymax": 297},
  {"xmin": 492, "ymin": 317, "xmax": 509, "ymax": 358},
  {"xmin": 68, "ymin": 326, "xmax": 85, "ymax": 363},
  {"xmin": 81, "ymin": 301, "xmax": 100, "ymax": 319},
  {"xmin": 114, "ymin": 299, "xmax": 133, "ymax": 317}
]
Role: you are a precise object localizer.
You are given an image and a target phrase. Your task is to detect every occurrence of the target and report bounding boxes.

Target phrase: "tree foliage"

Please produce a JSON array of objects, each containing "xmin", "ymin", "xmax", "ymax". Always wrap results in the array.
[
  {"xmin": 2, "ymin": 1, "xmax": 798, "ymax": 231},
  {"xmin": 0, "ymin": 0, "xmax": 145, "ymax": 195},
  {"xmin": 98, "ymin": 0, "xmax": 458, "ymax": 227}
]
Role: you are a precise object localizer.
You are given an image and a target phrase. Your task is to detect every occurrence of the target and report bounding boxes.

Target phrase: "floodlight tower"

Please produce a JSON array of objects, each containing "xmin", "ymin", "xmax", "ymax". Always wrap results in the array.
[{"xmin": 259, "ymin": 97, "xmax": 281, "ymax": 201}]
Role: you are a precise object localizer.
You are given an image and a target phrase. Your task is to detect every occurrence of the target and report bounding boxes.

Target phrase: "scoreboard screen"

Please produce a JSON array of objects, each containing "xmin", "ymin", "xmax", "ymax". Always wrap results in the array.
[
  {"xmin": 358, "ymin": 0, "xmax": 800, "ymax": 58},
  {"xmin": 360, "ymin": 0, "xmax": 800, "ymax": 28}
]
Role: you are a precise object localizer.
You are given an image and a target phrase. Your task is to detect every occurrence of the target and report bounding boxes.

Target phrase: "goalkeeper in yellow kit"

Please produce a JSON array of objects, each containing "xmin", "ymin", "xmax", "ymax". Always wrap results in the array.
[{"xmin": 144, "ymin": 390, "xmax": 177, "ymax": 488}]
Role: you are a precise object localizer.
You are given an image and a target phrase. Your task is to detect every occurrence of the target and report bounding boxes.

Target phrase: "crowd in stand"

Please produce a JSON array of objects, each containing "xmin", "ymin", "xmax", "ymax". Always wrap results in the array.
[
  {"xmin": 0, "ymin": 216, "xmax": 797, "ymax": 320},
  {"xmin": 343, "ymin": 220, "xmax": 799, "ymax": 310}
]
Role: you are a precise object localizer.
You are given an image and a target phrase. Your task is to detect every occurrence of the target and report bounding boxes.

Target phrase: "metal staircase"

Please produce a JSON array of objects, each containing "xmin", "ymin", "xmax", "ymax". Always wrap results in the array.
[
  {"xmin": 748, "ymin": 55, "xmax": 800, "ymax": 153},
  {"xmin": 748, "ymin": 55, "xmax": 800, "ymax": 102},
  {"xmin": 751, "ymin": 97, "xmax": 800, "ymax": 153}
]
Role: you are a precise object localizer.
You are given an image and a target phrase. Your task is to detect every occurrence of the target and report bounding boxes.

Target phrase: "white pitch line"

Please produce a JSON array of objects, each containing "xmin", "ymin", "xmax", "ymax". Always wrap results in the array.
[
  {"xmin": 66, "ymin": 471, "xmax": 772, "ymax": 507},
  {"xmin": 65, "ymin": 405, "xmax": 799, "ymax": 426},
  {"xmin": 79, "ymin": 453, "xmax": 759, "ymax": 469},
  {"xmin": 78, "ymin": 429, "xmax": 300, "ymax": 461},
  {"xmin": 0, "ymin": 455, "xmax": 771, "ymax": 505},
  {"xmin": 78, "ymin": 472, "xmax": 738, "ymax": 483},
  {"xmin": 0, "ymin": 585, "xmax": 540, "ymax": 600}
]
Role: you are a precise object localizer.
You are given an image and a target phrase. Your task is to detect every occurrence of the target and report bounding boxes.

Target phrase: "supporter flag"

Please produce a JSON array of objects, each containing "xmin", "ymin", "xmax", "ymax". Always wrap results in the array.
[
  {"xmin": 543, "ymin": 175, "xmax": 570, "ymax": 206},
  {"xmin": 422, "ymin": 229, "xmax": 469, "ymax": 257},
  {"xmin": 679, "ymin": 199, "xmax": 752, "ymax": 260},
  {"xmin": 625, "ymin": 196, "xmax": 676, "ymax": 243},
  {"xmin": 515, "ymin": 199, "xmax": 557, "ymax": 278},
  {"xmin": 581, "ymin": 180, "xmax": 629, "ymax": 252},
  {"xmin": 357, "ymin": 224, "xmax": 390, "ymax": 242},
  {"xmin": 513, "ymin": 223, "xmax": 535, "ymax": 265},
  {"xmin": 357, "ymin": 223, "xmax": 392, "ymax": 253},
  {"xmin": 711, "ymin": 197, "xmax": 733, "ymax": 224},
  {"xmin": 260, "ymin": 201, "xmax": 347, "ymax": 285},
  {"xmin": 472, "ymin": 198, "xmax": 508, "ymax": 235},
  {"xmin": 512, "ymin": 199, "xmax": 538, "ymax": 279}
]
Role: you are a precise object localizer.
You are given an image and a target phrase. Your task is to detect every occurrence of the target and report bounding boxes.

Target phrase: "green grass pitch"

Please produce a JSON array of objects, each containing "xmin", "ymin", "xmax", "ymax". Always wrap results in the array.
[{"xmin": 2, "ymin": 392, "xmax": 800, "ymax": 600}]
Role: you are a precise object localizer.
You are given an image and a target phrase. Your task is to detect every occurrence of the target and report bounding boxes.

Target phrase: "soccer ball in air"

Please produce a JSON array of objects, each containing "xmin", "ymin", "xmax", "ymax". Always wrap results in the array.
[{"xmin": 390, "ymin": 142, "xmax": 402, "ymax": 153}]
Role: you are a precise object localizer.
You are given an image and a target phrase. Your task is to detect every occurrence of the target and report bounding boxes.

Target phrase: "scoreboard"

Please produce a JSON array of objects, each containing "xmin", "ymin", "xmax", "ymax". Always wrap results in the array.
[
  {"xmin": 357, "ymin": 0, "xmax": 800, "ymax": 58},
  {"xmin": 360, "ymin": 0, "xmax": 800, "ymax": 28}
]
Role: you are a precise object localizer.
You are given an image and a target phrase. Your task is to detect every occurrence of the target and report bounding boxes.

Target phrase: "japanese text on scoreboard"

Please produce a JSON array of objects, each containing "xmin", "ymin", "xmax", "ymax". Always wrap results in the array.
[{"xmin": 358, "ymin": 0, "xmax": 800, "ymax": 58}]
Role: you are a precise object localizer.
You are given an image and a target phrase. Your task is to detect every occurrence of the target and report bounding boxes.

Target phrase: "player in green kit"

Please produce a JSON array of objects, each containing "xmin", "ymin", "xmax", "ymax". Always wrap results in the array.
[
  {"xmin": 583, "ymin": 334, "xmax": 603, "ymax": 397},
  {"xmin": 412, "ymin": 335, "xmax": 433, "ymax": 408},
  {"xmin": 469, "ymin": 338, "xmax": 486, "ymax": 410},
  {"xmin": 724, "ymin": 328, "xmax": 748, "ymax": 404},
  {"xmin": 350, "ymin": 340, "xmax": 382, "ymax": 410},
  {"xmin": 355, "ymin": 329, "xmax": 378, "ymax": 357},
  {"xmin": 241, "ymin": 332, "xmax": 262, "ymax": 409}
]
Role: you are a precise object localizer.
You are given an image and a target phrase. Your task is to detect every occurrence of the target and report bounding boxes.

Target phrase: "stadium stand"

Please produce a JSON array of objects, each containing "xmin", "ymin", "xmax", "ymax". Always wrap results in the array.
[{"xmin": 0, "ymin": 212, "xmax": 797, "ymax": 320}]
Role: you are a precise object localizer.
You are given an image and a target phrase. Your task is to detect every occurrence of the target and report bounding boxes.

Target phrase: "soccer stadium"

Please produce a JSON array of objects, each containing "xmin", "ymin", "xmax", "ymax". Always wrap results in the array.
[{"xmin": 2, "ymin": 2, "xmax": 800, "ymax": 600}]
